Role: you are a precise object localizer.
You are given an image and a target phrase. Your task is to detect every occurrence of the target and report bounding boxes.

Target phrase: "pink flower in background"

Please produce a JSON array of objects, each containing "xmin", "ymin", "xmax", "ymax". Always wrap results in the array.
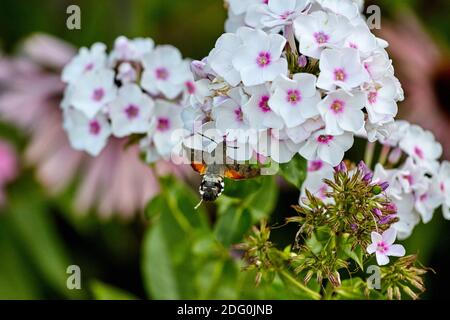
[
  {"xmin": 0, "ymin": 34, "xmax": 187, "ymax": 219},
  {"xmin": 0, "ymin": 140, "xmax": 18, "ymax": 205}
]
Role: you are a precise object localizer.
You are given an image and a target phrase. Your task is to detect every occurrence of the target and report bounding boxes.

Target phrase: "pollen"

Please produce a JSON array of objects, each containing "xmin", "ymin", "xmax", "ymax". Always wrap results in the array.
[
  {"xmin": 317, "ymin": 135, "xmax": 334, "ymax": 144},
  {"xmin": 330, "ymin": 99, "xmax": 345, "ymax": 114},
  {"xmin": 256, "ymin": 52, "xmax": 271, "ymax": 68},
  {"xmin": 286, "ymin": 89, "xmax": 302, "ymax": 106},
  {"xmin": 157, "ymin": 117, "xmax": 170, "ymax": 131},
  {"xmin": 89, "ymin": 120, "xmax": 101, "ymax": 135},
  {"xmin": 314, "ymin": 31, "xmax": 330, "ymax": 44},
  {"xmin": 92, "ymin": 88, "xmax": 105, "ymax": 102},
  {"xmin": 155, "ymin": 67, "xmax": 169, "ymax": 80},
  {"xmin": 125, "ymin": 104, "xmax": 139, "ymax": 119},
  {"xmin": 258, "ymin": 95, "xmax": 271, "ymax": 112},
  {"xmin": 334, "ymin": 68, "xmax": 347, "ymax": 82}
]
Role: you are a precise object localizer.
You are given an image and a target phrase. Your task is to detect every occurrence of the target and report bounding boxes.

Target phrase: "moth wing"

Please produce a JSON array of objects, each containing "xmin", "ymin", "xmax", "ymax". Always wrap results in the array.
[
  {"xmin": 224, "ymin": 163, "xmax": 261, "ymax": 180},
  {"xmin": 191, "ymin": 163, "xmax": 207, "ymax": 175}
]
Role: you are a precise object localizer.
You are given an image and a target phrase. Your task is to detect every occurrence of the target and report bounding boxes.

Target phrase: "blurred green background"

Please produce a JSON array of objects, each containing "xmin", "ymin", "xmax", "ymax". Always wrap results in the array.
[{"xmin": 0, "ymin": 0, "xmax": 450, "ymax": 300}]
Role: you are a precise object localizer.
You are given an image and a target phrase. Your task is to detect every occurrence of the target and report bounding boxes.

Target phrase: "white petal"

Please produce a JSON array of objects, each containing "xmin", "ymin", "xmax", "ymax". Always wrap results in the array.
[
  {"xmin": 371, "ymin": 231, "xmax": 382, "ymax": 244},
  {"xmin": 376, "ymin": 252, "xmax": 390, "ymax": 266},
  {"xmin": 382, "ymin": 227, "xmax": 397, "ymax": 245},
  {"xmin": 367, "ymin": 243, "xmax": 377, "ymax": 254},
  {"xmin": 318, "ymin": 143, "xmax": 344, "ymax": 166},
  {"xmin": 387, "ymin": 244, "xmax": 405, "ymax": 257}
]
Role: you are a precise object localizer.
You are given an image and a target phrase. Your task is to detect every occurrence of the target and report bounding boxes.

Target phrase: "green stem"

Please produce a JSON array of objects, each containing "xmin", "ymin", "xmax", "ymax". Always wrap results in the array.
[
  {"xmin": 155, "ymin": 173, "xmax": 195, "ymax": 235},
  {"xmin": 364, "ymin": 142, "xmax": 376, "ymax": 168},
  {"xmin": 323, "ymin": 282, "xmax": 335, "ymax": 300},
  {"xmin": 279, "ymin": 270, "xmax": 322, "ymax": 300},
  {"xmin": 378, "ymin": 145, "xmax": 391, "ymax": 166}
]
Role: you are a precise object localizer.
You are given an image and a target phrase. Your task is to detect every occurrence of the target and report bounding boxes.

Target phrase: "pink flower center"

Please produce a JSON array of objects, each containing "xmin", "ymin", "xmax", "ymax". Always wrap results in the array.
[
  {"xmin": 349, "ymin": 42, "xmax": 358, "ymax": 49},
  {"xmin": 376, "ymin": 241, "xmax": 389, "ymax": 254},
  {"xmin": 84, "ymin": 63, "xmax": 94, "ymax": 72},
  {"xmin": 89, "ymin": 120, "xmax": 101, "ymax": 135},
  {"xmin": 414, "ymin": 146, "xmax": 425, "ymax": 159},
  {"xmin": 440, "ymin": 182, "xmax": 445, "ymax": 192},
  {"xmin": 334, "ymin": 68, "xmax": 347, "ymax": 82},
  {"xmin": 92, "ymin": 88, "xmax": 105, "ymax": 102},
  {"xmin": 308, "ymin": 160, "xmax": 323, "ymax": 172},
  {"xmin": 258, "ymin": 95, "xmax": 271, "ymax": 113},
  {"xmin": 419, "ymin": 193, "xmax": 428, "ymax": 202},
  {"xmin": 157, "ymin": 117, "xmax": 170, "ymax": 132},
  {"xmin": 155, "ymin": 67, "xmax": 169, "ymax": 80},
  {"xmin": 330, "ymin": 99, "xmax": 345, "ymax": 114},
  {"xmin": 125, "ymin": 104, "xmax": 139, "ymax": 119},
  {"xmin": 314, "ymin": 32, "xmax": 330, "ymax": 44},
  {"xmin": 286, "ymin": 89, "xmax": 301, "ymax": 106},
  {"xmin": 403, "ymin": 174, "xmax": 414, "ymax": 185},
  {"xmin": 368, "ymin": 91, "xmax": 378, "ymax": 104},
  {"xmin": 263, "ymin": 0, "xmax": 268, "ymax": 4},
  {"xmin": 234, "ymin": 107, "xmax": 244, "ymax": 122},
  {"xmin": 185, "ymin": 81, "xmax": 196, "ymax": 94},
  {"xmin": 256, "ymin": 52, "xmax": 271, "ymax": 68},
  {"xmin": 317, "ymin": 135, "xmax": 334, "ymax": 145}
]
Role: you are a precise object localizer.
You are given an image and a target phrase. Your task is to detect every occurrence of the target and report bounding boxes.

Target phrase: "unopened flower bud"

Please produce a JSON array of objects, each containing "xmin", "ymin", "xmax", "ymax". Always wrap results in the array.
[
  {"xmin": 328, "ymin": 271, "xmax": 342, "ymax": 287},
  {"xmin": 387, "ymin": 287, "xmax": 393, "ymax": 300},
  {"xmin": 378, "ymin": 214, "xmax": 396, "ymax": 225},
  {"xmin": 298, "ymin": 55, "xmax": 308, "ymax": 68},
  {"xmin": 384, "ymin": 203, "xmax": 398, "ymax": 214},
  {"xmin": 380, "ymin": 181, "xmax": 389, "ymax": 191},
  {"xmin": 372, "ymin": 208, "xmax": 382, "ymax": 217},
  {"xmin": 372, "ymin": 185, "xmax": 382, "ymax": 195},
  {"xmin": 358, "ymin": 161, "xmax": 370, "ymax": 175},
  {"xmin": 373, "ymin": 181, "xmax": 389, "ymax": 194},
  {"xmin": 402, "ymin": 286, "xmax": 418, "ymax": 300},
  {"xmin": 334, "ymin": 161, "xmax": 347, "ymax": 173},
  {"xmin": 363, "ymin": 172, "xmax": 374, "ymax": 183},
  {"xmin": 255, "ymin": 272, "xmax": 262, "ymax": 287},
  {"xmin": 304, "ymin": 270, "xmax": 314, "ymax": 285}
]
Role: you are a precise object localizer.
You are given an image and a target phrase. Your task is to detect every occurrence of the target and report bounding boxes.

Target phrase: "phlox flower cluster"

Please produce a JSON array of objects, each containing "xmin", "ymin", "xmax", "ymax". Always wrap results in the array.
[
  {"xmin": 61, "ymin": 36, "xmax": 192, "ymax": 159},
  {"xmin": 302, "ymin": 120, "xmax": 449, "ymax": 243},
  {"xmin": 373, "ymin": 121, "xmax": 449, "ymax": 239},
  {"xmin": 183, "ymin": 0, "xmax": 403, "ymax": 166}
]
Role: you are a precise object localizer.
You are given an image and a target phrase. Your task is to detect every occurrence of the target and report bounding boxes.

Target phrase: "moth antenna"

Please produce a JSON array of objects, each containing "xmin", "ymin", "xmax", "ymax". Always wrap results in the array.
[{"xmin": 194, "ymin": 199, "xmax": 204, "ymax": 210}]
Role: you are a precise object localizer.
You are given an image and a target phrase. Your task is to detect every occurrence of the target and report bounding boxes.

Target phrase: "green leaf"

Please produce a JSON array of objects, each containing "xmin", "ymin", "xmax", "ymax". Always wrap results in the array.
[
  {"xmin": 334, "ymin": 278, "xmax": 368, "ymax": 300},
  {"xmin": 142, "ymin": 223, "xmax": 180, "ymax": 299},
  {"xmin": 144, "ymin": 194, "xmax": 164, "ymax": 220},
  {"xmin": 214, "ymin": 202, "xmax": 252, "ymax": 247},
  {"xmin": 6, "ymin": 174, "xmax": 84, "ymax": 299},
  {"xmin": 0, "ymin": 221, "xmax": 41, "ymax": 299},
  {"xmin": 244, "ymin": 176, "xmax": 279, "ymax": 222},
  {"xmin": 277, "ymin": 270, "xmax": 322, "ymax": 300},
  {"xmin": 90, "ymin": 280, "xmax": 138, "ymax": 300},
  {"xmin": 222, "ymin": 178, "xmax": 262, "ymax": 199},
  {"xmin": 305, "ymin": 233, "xmax": 323, "ymax": 255},
  {"xmin": 279, "ymin": 154, "xmax": 307, "ymax": 189},
  {"xmin": 142, "ymin": 176, "xmax": 212, "ymax": 299},
  {"xmin": 159, "ymin": 175, "xmax": 209, "ymax": 232},
  {"xmin": 338, "ymin": 235, "xmax": 364, "ymax": 270}
]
